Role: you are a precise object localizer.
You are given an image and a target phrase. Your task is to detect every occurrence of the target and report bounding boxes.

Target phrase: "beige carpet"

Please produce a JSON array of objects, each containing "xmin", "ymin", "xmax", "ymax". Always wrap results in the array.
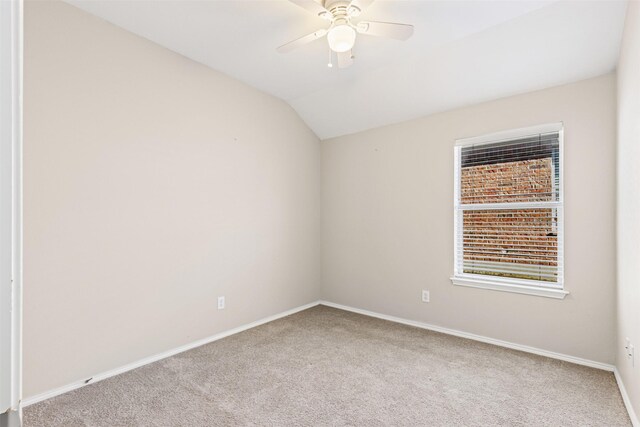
[{"xmin": 24, "ymin": 305, "xmax": 631, "ymax": 426}]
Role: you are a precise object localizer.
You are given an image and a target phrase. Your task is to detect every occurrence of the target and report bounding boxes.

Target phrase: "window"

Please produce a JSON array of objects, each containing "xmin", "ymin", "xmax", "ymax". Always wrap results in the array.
[{"xmin": 452, "ymin": 124, "xmax": 567, "ymax": 299}]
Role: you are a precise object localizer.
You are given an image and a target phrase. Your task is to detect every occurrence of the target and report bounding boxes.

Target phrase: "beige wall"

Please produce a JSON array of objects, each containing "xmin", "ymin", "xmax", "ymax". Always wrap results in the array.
[
  {"xmin": 322, "ymin": 73, "xmax": 617, "ymax": 364},
  {"xmin": 617, "ymin": 0, "xmax": 640, "ymax": 417},
  {"xmin": 23, "ymin": 0, "xmax": 321, "ymax": 398}
]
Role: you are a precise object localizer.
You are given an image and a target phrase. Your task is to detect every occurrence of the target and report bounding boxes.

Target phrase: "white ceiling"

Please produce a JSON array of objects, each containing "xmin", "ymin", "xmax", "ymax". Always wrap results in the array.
[{"xmin": 65, "ymin": 0, "xmax": 628, "ymax": 139}]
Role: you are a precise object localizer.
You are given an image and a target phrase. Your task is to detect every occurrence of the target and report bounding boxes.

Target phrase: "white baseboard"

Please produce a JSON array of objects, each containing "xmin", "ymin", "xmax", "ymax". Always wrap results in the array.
[
  {"xmin": 319, "ymin": 300, "xmax": 615, "ymax": 372},
  {"xmin": 24, "ymin": 298, "xmax": 634, "ymax": 425},
  {"xmin": 22, "ymin": 300, "xmax": 321, "ymax": 407},
  {"xmin": 615, "ymin": 368, "xmax": 639, "ymax": 427}
]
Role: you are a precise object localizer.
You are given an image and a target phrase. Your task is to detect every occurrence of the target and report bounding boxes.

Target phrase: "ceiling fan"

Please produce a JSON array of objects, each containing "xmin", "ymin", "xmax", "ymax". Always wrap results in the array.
[{"xmin": 277, "ymin": 0, "xmax": 414, "ymax": 68}]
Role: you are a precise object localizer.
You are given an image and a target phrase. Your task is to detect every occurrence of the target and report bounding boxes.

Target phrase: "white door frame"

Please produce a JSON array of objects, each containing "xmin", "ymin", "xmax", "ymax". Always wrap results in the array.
[{"xmin": 0, "ymin": 0, "xmax": 23, "ymax": 417}]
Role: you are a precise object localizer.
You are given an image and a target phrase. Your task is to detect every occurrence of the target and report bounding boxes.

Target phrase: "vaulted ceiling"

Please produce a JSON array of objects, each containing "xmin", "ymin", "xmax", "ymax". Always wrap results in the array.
[{"xmin": 65, "ymin": 0, "xmax": 628, "ymax": 139}]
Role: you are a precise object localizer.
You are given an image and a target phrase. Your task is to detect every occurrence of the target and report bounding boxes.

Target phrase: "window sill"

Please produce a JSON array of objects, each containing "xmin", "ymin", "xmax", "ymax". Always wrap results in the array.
[{"xmin": 451, "ymin": 276, "xmax": 569, "ymax": 299}]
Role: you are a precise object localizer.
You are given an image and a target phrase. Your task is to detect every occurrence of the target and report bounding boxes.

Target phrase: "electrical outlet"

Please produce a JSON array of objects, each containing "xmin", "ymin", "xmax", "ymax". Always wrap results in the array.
[
  {"xmin": 625, "ymin": 338, "xmax": 635, "ymax": 367},
  {"xmin": 217, "ymin": 296, "xmax": 225, "ymax": 310},
  {"xmin": 422, "ymin": 290, "xmax": 430, "ymax": 303}
]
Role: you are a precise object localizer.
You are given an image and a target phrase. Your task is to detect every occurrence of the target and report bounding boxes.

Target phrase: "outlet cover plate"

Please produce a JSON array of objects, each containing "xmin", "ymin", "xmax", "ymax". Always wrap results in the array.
[{"xmin": 422, "ymin": 290, "xmax": 430, "ymax": 303}]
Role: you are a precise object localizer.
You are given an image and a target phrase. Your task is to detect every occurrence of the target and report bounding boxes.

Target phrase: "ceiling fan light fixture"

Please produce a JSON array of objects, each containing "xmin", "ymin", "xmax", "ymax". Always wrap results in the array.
[{"xmin": 327, "ymin": 25, "xmax": 356, "ymax": 53}]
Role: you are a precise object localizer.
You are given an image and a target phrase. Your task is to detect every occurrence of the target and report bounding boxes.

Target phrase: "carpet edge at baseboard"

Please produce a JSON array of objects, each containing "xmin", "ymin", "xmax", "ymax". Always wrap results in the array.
[
  {"xmin": 615, "ymin": 368, "xmax": 640, "ymax": 427},
  {"xmin": 318, "ymin": 300, "xmax": 614, "ymax": 371},
  {"xmin": 21, "ymin": 300, "xmax": 322, "ymax": 407}
]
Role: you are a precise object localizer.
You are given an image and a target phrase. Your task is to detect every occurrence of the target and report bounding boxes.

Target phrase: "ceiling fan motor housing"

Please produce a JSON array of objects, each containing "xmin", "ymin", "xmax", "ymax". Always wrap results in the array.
[{"xmin": 323, "ymin": 0, "xmax": 360, "ymax": 21}]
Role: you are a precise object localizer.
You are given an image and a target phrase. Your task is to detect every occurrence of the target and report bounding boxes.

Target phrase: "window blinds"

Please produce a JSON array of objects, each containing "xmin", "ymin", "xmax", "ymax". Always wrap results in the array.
[{"xmin": 454, "ymin": 130, "xmax": 563, "ymax": 287}]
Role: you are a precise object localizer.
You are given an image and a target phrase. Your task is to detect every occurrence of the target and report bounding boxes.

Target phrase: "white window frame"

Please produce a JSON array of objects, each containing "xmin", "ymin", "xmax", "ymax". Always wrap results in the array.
[{"xmin": 451, "ymin": 123, "xmax": 568, "ymax": 299}]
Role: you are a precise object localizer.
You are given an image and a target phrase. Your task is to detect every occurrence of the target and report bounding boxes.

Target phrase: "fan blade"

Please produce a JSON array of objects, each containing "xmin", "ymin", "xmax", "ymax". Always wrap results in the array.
[
  {"xmin": 337, "ymin": 51, "xmax": 354, "ymax": 68},
  {"xmin": 277, "ymin": 29, "xmax": 328, "ymax": 53},
  {"xmin": 348, "ymin": 0, "xmax": 374, "ymax": 14},
  {"xmin": 356, "ymin": 21, "xmax": 414, "ymax": 40},
  {"xmin": 289, "ymin": 0, "xmax": 330, "ymax": 18}
]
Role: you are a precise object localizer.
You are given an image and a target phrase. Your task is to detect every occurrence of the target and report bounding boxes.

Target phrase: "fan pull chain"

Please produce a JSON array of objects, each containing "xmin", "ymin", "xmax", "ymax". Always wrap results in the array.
[{"xmin": 327, "ymin": 48, "xmax": 333, "ymax": 68}]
